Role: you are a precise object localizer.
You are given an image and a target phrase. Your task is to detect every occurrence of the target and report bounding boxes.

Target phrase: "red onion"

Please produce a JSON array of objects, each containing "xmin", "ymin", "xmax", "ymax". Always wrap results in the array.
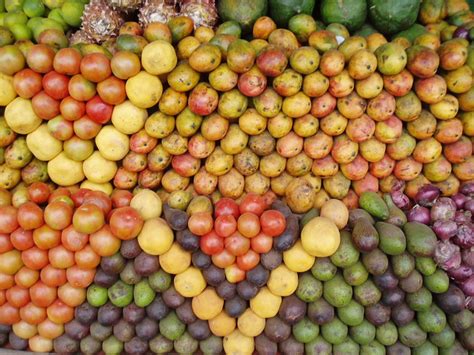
[
  {"xmin": 466, "ymin": 296, "xmax": 474, "ymax": 311},
  {"xmin": 433, "ymin": 220, "xmax": 457, "ymax": 240},
  {"xmin": 434, "ymin": 241, "xmax": 461, "ymax": 270},
  {"xmin": 431, "ymin": 197, "xmax": 457, "ymax": 221},
  {"xmin": 452, "ymin": 193, "xmax": 468, "ymax": 209},
  {"xmin": 453, "ymin": 223, "xmax": 474, "ymax": 248},
  {"xmin": 391, "ymin": 179, "xmax": 405, "ymax": 192},
  {"xmin": 460, "ymin": 275, "xmax": 474, "ymax": 297},
  {"xmin": 391, "ymin": 190, "xmax": 410, "ymax": 210},
  {"xmin": 461, "ymin": 182, "xmax": 474, "ymax": 195},
  {"xmin": 414, "ymin": 184, "xmax": 440, "ymax": 207},
  {"xmin": 462, "ymin": 249, "xmax": 474, "ymax": 267},
  {"xmin": 448, "ymin": 264, "xmax": 473, "ymax": 282},
  {"xmin": 407, "ymin": 205, "xmax": 431, "ymax": 224},
  {"xmin": 455, "ymin": 210, "xmax": 472, "ymax": 224},
  {"xmin": 464, "ymin": 199, "xmax": 474, "ymax": 215},
  {"xmin": 454, "ymin": 26, "xmax": 470, "ymax": 39}
]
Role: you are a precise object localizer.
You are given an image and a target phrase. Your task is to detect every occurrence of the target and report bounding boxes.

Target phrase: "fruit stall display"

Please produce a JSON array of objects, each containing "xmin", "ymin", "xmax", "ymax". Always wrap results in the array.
[{"xmin": 0, "ymin": 0, "xmax": 473, "ymax": 353}]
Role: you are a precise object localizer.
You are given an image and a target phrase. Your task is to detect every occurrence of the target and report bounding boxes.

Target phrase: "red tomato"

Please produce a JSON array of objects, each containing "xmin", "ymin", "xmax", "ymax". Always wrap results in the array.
[
  {"xmin": 97, "ymin": 76, "xmax": 126, "ymax": 105},
  {"xmin": 66, "ymin": 266, "xmax": 95, "ymax": 288},
  {"xmin": 26, "ymin": 44, "xmax": 55, "ymax": 74},
  {"xmin": 225, "ymin": 264, "xmax": 246, "ymax": 283},
  {"xmin": 29, "ymin": 281, "xmax": 56, "ymax": 308},
  {"xmin": 86, "ymin": 95, "xmax": 113, "ymax": 124},
  {"xmin": 46, "ymin": 299, "xmax": 73, "ymax": 324},
  {"xmin": 53, "ymin": 47, "xmax": 82, "ymax": 76},
  {"xmin": 89, "ymin": 225, "xmax": 121, "ymax": 257},
  {"xmin": 19, "ymin": 302, "xmax": 46, "ymax": 325},
  {"xmin": 15, "ymin": 267, "xmax": 39, "ymax": 289},
  {"xmin": 44, "ymin": 200, "xmax": 73, "ymax": 231},
  {"xmin": 82, "ymin": 190, "xmax": 112, "ymax": 215},
  {"xmin": 72, "ymin": 203, "xmax": 105, "ymax": 234},
  {"xmin": 57, "ymin": 283, "xmax": 86, "ymax": 308},
  {"xmin": 111, "ymin": 189, "xmax": 133, "ymax": 208},
  {"xmin": 74, "ymin": 245, "xmax": 100, "ymax": 269},
  {"xmin": 60, "ymin": 96, "xmax": 86, "ymax": 121},
  {"xmin": 21, "ymin": 247, "xmax": 49, "ymax": 270},
  {"xmin": 225, "ymin": 231, "xmax": 250, "ymax": 256},
  {"xmin": 260, "ymin": 210, "xmax": 286, "ymax": 237},
  {"xmin": 237, "ymin": 212, "xmax": 261, "ymax": 238},
  {"xmin": 239, "ymin": 193, "xmax": 266, "ymax": 216},
  {"xmin": 109, "ymin": 206, "xmax": 143, "ymax": 240},
  {"xmin": 251, "ymin": 232, "xmax": 273, "ymax": 253},
  {"xmin": 68, "ymin": 74, "xmax": 96, "ymax": 102},
  {"xmin": 61, "ymin": 225, "xmax": 88, "ymax": 252},
  {"xmin": 211, "ymin": 249, "xmax": 235, "ymax": 269},
  {"xmin": 0, "ymin": 233, "xmax": 13, "ymax": 253},
  {"xmin": 28, "ymin": 182, "xmax": 50, "ymax": 204},
  {"xmin": 0, "ymin": 290, "xmax": 5, "ymax": 306},
  {"xmin": 40, "ymin": 264, "xmax": 67, "ymax": 287},
  {"xmin": 42, "ymin": 71, "xmax": 69, "ymax": 100},
  {"xmin": 188, "ymin": 212, "xmax": 214, "ymax": 236},
  {"xmin": 0, "ymin": 206, "xmax": 18, "ymax": 234},
  {"xmin": 214, "ymin": 198, "xmax": 240, "ymax": 219},
  {"xmin": 48, "ymin": 245, "xmax": 74, "ymax": 269},
  {"xmin": 0, "ymin": 302, "xmax": 20, "ymax": 324},
  {"xmin": 80, "ymin": 53, "xmax": 111, "ymax": 83},
  {"xmin": 214, "ymin": 214, "xmax": 237, "ymax": 238},
  {"xmin": 200, "ymin": 231, "xmax": 224, "ymax": 255},
  {"xmin": 6, "ymin": 285, "xmax": 30, "ymax": 308},
  {"xmin": 17, "ymin": 202, "xmax": 44, "ymax": 230},
  {"xmin": 33, "ymin": 225, "xmax": 61, "ymax": 250},
  {"xmin": 32, "ymin": 90, "xmax": 60, "ymax": 120},
  {"xmin": 47, "ymin": 187, "xmax": 71, "ymax": 204},
  {"xmin": 10, "ymin": 228, "xmax": 34, "ymax": 251},
  {"xmin": 236, "ymin": 249, "xmax": 260, "ymax": 271},
  {"xmin": 70, "ymin": 188, "xmax": 89, "ymax": 207},
  {"xmin": 13, "ymin": 68, "xmax": 43, "ymax": 99}
]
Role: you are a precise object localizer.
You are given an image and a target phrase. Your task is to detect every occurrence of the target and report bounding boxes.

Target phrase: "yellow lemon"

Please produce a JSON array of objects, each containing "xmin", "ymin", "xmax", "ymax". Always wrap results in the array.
[
  {"xmin": 142, "ymin": 40, "xmax": 178, "ymax": 75},
  {"xmin": 237, "ymin": 309, "xmax": 265, "ymax": 337},
  {"xmin": 126, "ymin": 71, "xmax": 163, "ymax": 109},
  {"xmin": 0, "ymin": 73, "xmax": 16, "ymax": 106},
  {"xmin": 111, "ymin": 100, "xmax": 148, "ymax": 134},
  {"xmin": 26, "ymin": 124, "xmax": 62, "ymax": 161},
  {"xmin": 192, "ymin": 288, "xmax": 224, "ymax": 320},
  {"xmin": 138, "ymin": 218, "xmax": 173, "ymax": 256},
  {"xmin": 283, "ymin": 240, "xmax": 315, "ymax": 272},
  {"xmin": 174, "ymin": 267, "xmax": 206, "ymax": 298},
  {"xmin": 5, "ymin": 97, "xmax": 41, "ymax": 134},
  {"xmin": 267, "ymin": 265, "xmax": 298, "ymax": 297},
  {"xmin": 82, "ymin": 151, "xmax": 117, "ymax": 184},
  {"xmin": 80, "ymin": 181, "xmax": 113, "ymax": 195},
  {"xmin": 130, "ymin": 189, "xmax": 162, "ymax": 220},
  {"xmin": 223, "ymin": 329, "xmax": 254, "ymax": 355},
  {"xmin": 301, "ymin": 216, "xmax": 341, "ymax": 257},
  {"xmin": 250, "ymin": 287, "xmax": 282, "ymax": 319},
  {"xmin": 159, "ymin": 242, "xmax": 190, "ymax": 274},
  {"xmin": 208, "ymin": 310, "xmax": 236, "ymax": 337},
  {"xmin": 95, "ymin": 126, "xmax": 129, "ymax": 161},
  {"xmin": 47, "ymin": 152, "xmax": 84, "ymax": 186}
]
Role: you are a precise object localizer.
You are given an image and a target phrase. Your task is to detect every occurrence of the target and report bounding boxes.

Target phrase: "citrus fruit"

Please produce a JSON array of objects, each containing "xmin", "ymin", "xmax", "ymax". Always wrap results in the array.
[
  {"xmin": 174, "ymin": 267, "xmax": 206, "ymax": 298},
  {"xmin": 208, "ymin": 310, "xmax": 236, "ymax": 337},
  {"xmin": 267, "ymin": 264, "xmax": 298, "ymax": 296},
  {"xmin": 283, "ymin": 240, "xmax": 315, "ymax": 272},
  {"xmin": 138, "ymin": 218, "xmax": 173, "ymax": 256},
  {"xmin": 301, "ymin": 216, "xmax": 341, "ymax": 257},
  {"xmin": 192, "ymin": 288, "xmax": 224, "ymax": 320},
  {"xmin": 159, "ymin": 242, "xmax": 191, "ymax": 274}
]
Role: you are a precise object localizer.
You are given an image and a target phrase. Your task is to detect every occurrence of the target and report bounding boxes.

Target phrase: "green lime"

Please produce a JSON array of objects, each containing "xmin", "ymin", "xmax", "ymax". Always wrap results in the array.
[
  {"xmin": 5, "ymin": 0, "xmax": 23, "ymax": 12},
  {"xmin": 47, "ymin": 8, "xmax": 68, "ymax": 30},
  {"xmin": 87, "ymin": 284, "xmax": 108, "ymax": 307},
  {"xmin": 9, "ymin": 23, "xmax": 31, "ymax": 40},
  {"xmin": 4, "ymin": 12, "xmax": 28, "ymax": 29},
  {"xmin": 22, "ymin": 0, "xmax": 44, "ymax": 17},
  {"xmin": 26, "ymin": 16, "xmax": 42, "ymax": 29},
  {"xmin": 60, "ymin": 0, "xmax": 84, "ymax": 27},
  {"xmin": 0, "ymin": 26, "xmax": 15, "ymax": 46},
  {"xmin": 42, "ymin": 0, "xmax": 64, "ymax": 9}
]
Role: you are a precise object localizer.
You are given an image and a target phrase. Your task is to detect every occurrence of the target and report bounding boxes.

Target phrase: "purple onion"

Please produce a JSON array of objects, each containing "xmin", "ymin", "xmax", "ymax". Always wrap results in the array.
[
  {"xmin": 414, "ymin": 184, "xmax": 440, "ymax": 207},
  {"xmin": 462, "ymin": 249, "xmax": 474, "ymax": 267},
  {"xmin": 454, "ymin": 26, "xmax": 470, "ymax": 39},
  {"xmin": 460, "ymin": 182, "xmax": 474, "ymax": 195},
  {"xmin": 448, "ymin": 264, "xmax": 473, "ymax": 282},
  {"xmin": 464, "ymin": 199, "xmax": 474, "ymax": 215},
  {"xmin": 433, "ymin": 220, "xmax": 458, "ymax": 240},
  {"xmin": 431, "ymin": 197, "xmax": 457, "ymax": 221},
  {"xmin": 434, "ymin": 241, "xmax": 462, "ymax": 270},
  {"xmin": 452, "ymin": 193, "xmax": 468, "ymax": 209},
  {"xmin": 407, "ymin": 205, "xmax": 431, "ymax": 224},
  {"xmin": 466, "ymin": 296, "xmax": 474, "ymax": 311},
  {"xmin": 453, "ymin": 223, "xmax": 474, "ymax": 248},
  {"xmin": 391, "ymin": 190, "xmax": 410, "ymax": 210},
  {"xmin": 460, "ymin": 275, "xmax": 474, "ymax": 297},
  {"xmin": 390, "ymin": 179, "xmax": 406, "ymax": 193},
  {"xmin": 455, "ymin": 210, "xmax": 472, "ymax": 224}
]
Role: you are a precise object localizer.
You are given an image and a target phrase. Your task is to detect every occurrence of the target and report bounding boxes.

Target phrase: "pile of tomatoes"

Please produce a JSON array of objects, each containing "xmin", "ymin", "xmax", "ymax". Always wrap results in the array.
[
  {"xmin": 186, "ymin": 193, "xmax": 287, "ymax": 282},
  {"xmin": 0, "ymin": 184, "xmax": 144, "ymax": 352}
]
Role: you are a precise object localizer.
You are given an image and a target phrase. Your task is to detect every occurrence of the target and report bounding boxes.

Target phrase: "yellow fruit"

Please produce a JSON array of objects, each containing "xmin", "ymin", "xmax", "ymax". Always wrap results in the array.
[
  {"xmin": 80, "ymin": 181, "xmax": 113, "ymax": 195},
  {"xmin": 82, "ymin": 151, "xmax": 117, "ymax": 184},
  {"xmin": 320, "ymin": 199, "xmax": 349, "ymax": 229},
  {"xmin": 142, "ymin": 40, "xmax": 177, "ymax": 75},
  {"xmin": 95, "ymin": 126, "xmax": 129, "ymax": 161},
  {"xmin": 139, "ymin": 219, "xmax": 174, "ymax": 256},
  {"xmin": 130, "ymin": 189, "xmax": 162, "ymax": 220},
  {"xmin": 0, "ymin": 250, "xmax": 22, "ymax": 275},
  {"xmin": 159, "ymin": 242, "xmax": 190, "ymax": 273},
  {"xmin": 192, "ymin": 288, "xmax": 224, "ymax": 320},
  {"xmin": 26, "ymin": 124, "xmax": 62, "ymax": 161},
  {"xmin": 111, "ymin": 100, "xmax": 148, "ymax": 134},
  {"xmin": 47, "ymin": 152, "xmax": 84, "ymax": 186},
  {"xmin": 5, "ymin": 97, "xmax": 41, "ymax": 134},
  {"xmin": 237, "ymin": 309, "xmax": 265, "ymax": 337},
  {"xmin": 0, "ymin": 73, "xmax": 17, "ymax": 106},
  {"xmin": 283, "ymin": 241, "xmax": 315, "ymax": 272},
  {"xmin": 250, "ymin": 287, "xmax": 282, "ymax": 318},
  {"xmin": 267, "ymin": 265, "xmax": 298, "ymax": 297},
  {"xmin": 126, "ymin": 71, "xmax": 163, "ymax": 109},
  {"xmin": 174, "ymin": 267, "xmax": 206, "ymax": 298},
  {"xmin": 208, "ymin": 310, "xmax": 236, "ymax": 337},
  {"xmin": 223, "ymin": 329, "xmax": 255, "ymax": 355},
  {"xmin": 301, "ymin": 216, "xmax": 341, "ymax": 257},
  {"xmin": 0, "ymin": 164, "xmax": 20, "ymax": 190}
]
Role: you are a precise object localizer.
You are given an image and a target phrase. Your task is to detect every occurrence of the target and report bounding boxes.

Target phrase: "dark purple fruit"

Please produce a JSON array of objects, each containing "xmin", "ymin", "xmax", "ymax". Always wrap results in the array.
[
  {"xmin": 134, "ymin": 252, "xmax": 160, "ymax": 276},
  {"xmin": 120, "ymin": 238, "xmax": 141, "ymax": 259},
  {"xmin": 123, "ymin": 303, "xmax": 146, "ymax": 325},
  {"xmin": 0, "ymin": 325, "xmax": 10, "ymax": 334},
  {"xmin": 216, "ymin": 280, "xmax": 236, "ymax": 300},
  {"xmin": 264, "ymin": 317, "xmax": 291, "ymax": 343},
  {"xmin": 80, "ymin": 335, "xmax": 102, "ymax": 354},
  {"xmin": 162, "ymin": 286, "xmax": 185, "ymax": 309},
  {"xmin": 387, "ymin": 342, "xmax": 411, "ymax": 355},
  {"xmin": 203, "ymin": 264, "xmax": 225, "ymax": 287},
  {"xmin": 365, "ymin": 303, "xmax": 390, "ymax": 326},
  {"xmin": 9, "ymin": 332, "xmax": 28, "ymax": 350},
  {"xmin": 94, "ymin": 268, "xmax": 119, "ymax": 288},
  {"xmin": 255, "ymin": 333, "xmax": 278, "ymax": 354},
  {"xmin": 187, "ymin": 319, "xmax": 211, "ymax": 340},
  {"xmin": 135, "ymin": 317, "xmax": 159, "ymax": 340},
  {"xmin": 435, "ymin": 285, "xmax": 466, "ymax": 314},
  {"xmin": 279, "ymin": 335, "xmax": 304, "ymax": 354},
  {"xmin": 100, "ymin": 252, "xmax": 126, "ymax": 275},
  {"xmin": 90, "ymin": 322, "xmax": 113, "ymax": 341},
  {"xmin": 176, "ymin": 228, "xmax": 200, "ymax": 251},
  {"xmin": 192, "ymin": 250, "xmax": 211, "ymax": 269},
  {"xmin": 247, "ymin": 264, "xmax": 270, "ymax": 287},
  {"xmin": 53, "ymin": 334, "xmax": 80, "ymax": 353},
  {"xmin": 176, "ymin": 299, "xmax": 197, "ymax": 324},
  {"xmin": 381, "ymin": 287, "xmax": 405, "ymax": 307},
  {"xmin": 261, "ymin": 249, "xmax": 283, "ymax": 270},
  {"xmin": 225, "ymin": 296, "xmax": 247, "ymax": 317},
  {"xmin": 391, "ymin": 303, "xmax": 415, "ymax": 327},
  {"xmin": 64, "ymin": 319, "xmax": 89, "ymax": 340},
  {"xmin": 97, "ymin": 302, "xmax": 122, "ymax": 326},
  {"xmin": 124, "ymin": 336, "xmax": 149, "ymax": 354},
  {"xmin": 399, "ymin": 270, "xmax": 423, "ymax": 293},
  {"xmin": 120, "ymin": 261, "xmax": 142, "ymax": 285},
  {"xmin": 113, "ymin": 319, "xmax": 135, "ymax": 342},
  {"xmin": 146, "ymin": 296, "xmax": 170, "ymax": 321},
  {"xmin": 0, "ymin": 333, "xmax": 6, "ymax": 347},
  {"xmin": 278, "ymin": 295, "xmax": 307, "ymax": 325},
  {"xmin": 373, "ymin": 267, "xmax": 399, "ymax": 290},
  {"xmin": 307, "ymin": 298, "xmax": 334, "ymax": 325},
  {"xmin": 236, "ymin": 280, "xmax": 258, "ymax": 300},
  {"xmin": 75, "ymin": 302, "xmax": 98, "ymax": 326}
]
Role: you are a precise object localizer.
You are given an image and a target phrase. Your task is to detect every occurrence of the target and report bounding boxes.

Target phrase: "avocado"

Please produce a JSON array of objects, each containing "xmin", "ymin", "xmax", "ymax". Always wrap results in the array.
[
  {"xmin": 381, "ymin": 287, "xmax": 405, "ymax": 307},
  {"xmin": 311, "ymin": 257, "xmax": 337, "ymax": 281},
  {"xmin": 136, "ymin": 317, "xmax": 159, "ymax": 341},
  {"xmin": 174, "ymin": 331, "xmax": 198, "ymax": 354},
  {"xmin": 413, "ymin": 340, "xmax": 439, "ymax": 355},
  {"xmin": 349, "ymin": 208, "xmax": 375, "ymax": 228},
  {"xmin": 352, "ymin": 218, "xmax": 379, "ymax": 252},
  {"xmin": 392, "ymin": 252, "xmax": 415, "ymax": 279},
  {"xmin": 176, "ymin": 299, "xmax": 197, "ymax": 325},
  {"xmin": 415, "ymin": 256, "xmax": 437, "ymax": 276},
  {"xmin": 199, "ymin": 335, "xmax": 223, "ymax": 355},
  {"xmin": 65, "ymin": 319, "xmax": 89, "ymax": 341},
  {"xmin": 159, "ymin": 311, "xmax": 185, "ymax": 341},
  {"xmin": 187, "ymin": 319, "xmax": 211, "ymax": 341},
  {"xmin": 123, "ymin": 303, "xmax": 145, "ymax": 325},
  {"xmin": 191, "ymin": 251, "xmax": 211, "ymax": 270},
  {"xmin": 94, "ymin": 269, "xmax": 118, "ymax": 289},
  {"xmin": 459, "ymin": 326, "xmax": 474, "ymax": 351},
  {"xmin": 333, "ymin": 337, "xmax": 360, "ymax": 355},
  {"xmin": 255, "ymin": 334, "xmax": 278, "ymax": 354},
  {"xmin": 405, "ymin": 286, "xmax": 432, "ymax": 312},
  {"xmin": 124, "ymin": 336, "xmax": 148, "ymax": 354},
  {"xmin": 360, "ymin": 340, "xmax": 385, "ymax": 355},
  {"xmin": 292, "ymin": 317, "xmax": 319, "ymax": 344},
  {"xmin": 280, "ymin": 335, "xmax": 304, "ymax": 354},
  {"xmin": 448, "ymin": 309, "xmax": 474, "ymax": 332},
  {"xmin": 120, "ymin": 261, "xmax": 141, "ymax": 285},
  {"xmin": 149, "ymin": 269, "xmax": 172, "ymax": 293},
  {"xmin": 429, "ymin": 325, "xmax": 456, "ymax": 349},
  {"xmin": 403, "ymin": 221, "xmax": 437, "ymax": 257},
  {"xmin": 134, "ymin": 252, "xmax": 159, "ymax": 276},
  {"xmin": 176, "ymin": 229, "xmax": 200, "ymax": 252},
  {"xmin": 305, "ymin": 335, "xmax": 332, "ymax": 355},
  {"xmin": 113, "ymin": 319, "xmax": 135, "ymax": 343},
  {"xmin": 101, "ymin": 253, "xmax": 126, "ymax": 274},
  {"xmin": 80, "ymin": 335, "xmax": 102, "ymax": 354},
  {"xmin": 120, "ymin": 239, "xmax": 141, "ymax": 259},
  {"xmin": 97, "ymin": 303, "xmax": 121, "ymax": 327},
  {"xmin": 337, "ymin": 300, "xmax": 364, "ymax": 326},
  {"xmin": 236, "ymin": 280, "xmax": 258, "ymax": 300},
  {"xmin": 439, "ymin": 340, "xmax": 469, "ymax": 355},
  {"xmin": 203, "ymin": 265, "xmax": 225, "ymax": 287},
  {"xmin": 134, "ymin": 279, "xmax": 155, "ymax": 308},
  {"xmin": 387, "ymin": 342, "xmax": 411, "ymax": 355},
  {"xmin": 362, "ymin": 248, "xmax": 388, "ymax": 276},
  {"xmin": 90, "ymin": 321, "xmax": 113, "ymax": 341},
  {"xmin": 307, "ymin": 298, "xmax": 335, "ymax": 325},
  {"xmin": 146, "ymin": 296, "xmax": 170, "ymax": 322},
  {"xmin": 436, "ymin": 285, "xmax": 466, "ymax": 315},
  {"xmin": 375, "ymin": 222, "xmax": 406, "ymax": 256},
  {"xmin": 376, "ymin": 321, "xmax": 398, "ymax": 346},
  {"xmin": 261, "ymin": 249, "xmax": 283, "ymax": 270},
  {"xmin": 424, "ymin": 268, "xmax": 449, "ymax": 294},
  {"xmin": 246, "ymin": 264, "xmax": 270, "ymax": 288},
  {"xmin": 162, "ymin": 286, "xmax": 185, "ymax": 309},
  {"xmin": 75, "ymin": 302, "xmax": 98, "ymax": 326},
  {"xmin": 383, "ymin": 193, "xmax": 408, "ymax": 227},
  {"xmin": 343, "ymin": 261, "xmax": 369, "ymax": 286},
  {"xmin": 323, "ymin": 273, "xmax": 353, "ymax": 308},
  {"xmin": 399, "ymin": 269, "xmax": 423, "ymax": 293},
  {"xmin": 391, "ymin": 303, "xmax": 415, "ymax": 327},
  {"xmin": 279, "ymin": 295, "xmax": 307, "ymax": 325},
  {"xmin": 359, "ymin": 191, "xmax": 389, "ymax": 220},
  {"xmin": 373, "ymin": 267, "xmax": 399, "ymax": 290},
  {"xmin": 216, "ymin": 280, "xmax": 237, "ymax": 300},
  {"xmin": 264, "ymin": 316, "xmax": 291, "ymax": 343},
  {"xmin": 149, "ymin": 334, "xmax": 173, "ymax": 354},
  {"xmin": 354, "ymin": 280, "xmax": 381, "ymax": 306},
  {"xmin": 321, "ymin": 317, "xmax": 348, "ymax": 345},
  {"xmin": 330, "ymin": 231, "xmax": 360, "ymax": 268},
  {"xmin": 301, "ymin": 208, "xmax": 319, "ymax": 227},
  {"xmin": 350, "ymin": 319, "xmax": 376, "ymax": 345},
  {"xmin": 224, "ymin": 295, "xmax": 247, "ymax": 318},
  {"xmin": 296, "ymin": 272, "xmax": 323, "ymax": 302},
  {"xmin": 398, "ymin": 321, "xmax": 427, "ymax": 348},
  {"xmin": 54, "ymin": 335, "xmax": 79, "ymax": 353},
  {"xmin": 365, "ymin": 302, "xmax": 390, "ymax": 326}
]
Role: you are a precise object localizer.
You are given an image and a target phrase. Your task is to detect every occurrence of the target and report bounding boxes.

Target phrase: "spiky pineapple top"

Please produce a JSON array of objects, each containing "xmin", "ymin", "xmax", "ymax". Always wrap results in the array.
[
  {"xmin": 180, "ymin": 0, "xmax": 218, "ymax": 28},
  {"xmin": 107, "ymin": 0, "xmax": 142, "ymax": 13},
  {"xmin": 68, "ymin": 30, "xmax": 94, "ymax": 45},
  {"xmin": 138, "ymin": 0, "xmax": 179, "ymax": 27},
  {"xmin": 81, "ymin": 0, "xmax": 124, "ymax": 43}
]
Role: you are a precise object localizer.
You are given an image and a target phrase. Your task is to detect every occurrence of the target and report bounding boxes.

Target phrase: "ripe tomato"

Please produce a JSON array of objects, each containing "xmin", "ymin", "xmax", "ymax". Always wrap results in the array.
[
  {"xmin": 89, "ymin": 225, "xmax": 121, "ymax": 257},
  {"xmin": 20, "ymin": 302, "xmax": 46, "ymax": 325},
  {"xmin": 251, "ymin": 232, "xmax": 273, "ymax": 254},
  {"xmin": 47, "ymin": 300, "xmax": 73, "ymax": 324},
  {"xmin": 17, "ymin": 202, "xmax": 44, "ymax": 230},
  {"xmin": 74, "ymin": 245, "xmax": 100, "ymax": 269},
  {"xmin": 10, "ymin": 228, "xmax": 33, "ymax": 251},
  {"xmin": 0, "ymin": 206, "xmax": 18, "ymax": 234},
  {"xmin": 73, "ymin": 115, "xmax": 102, "ymax": 140},
  {"xmin": 82, "ymin": 190, "xmax": 112, "ymax": 215},
  {"xmin": 61, "ymin": 225, "xmax": 88, "ymax": 252},
  {"xmin": 0, "ymin": 273, "xmax": 14, "ymax": 290},
  {"xmin": 109, "ymin": 206, "xmax": 144, "ymax": 240},
  {"xmin": 237, "ymin": 212, "xmax": 261, "ymax": 238},
  {"xmin": 6, "ymin": 286, "xmax": 30, "ymax": 308},
  {"xmin": 188, "ymin": 212, "xmax": 214, "ymax": 236},
  {"xmin": 33, "ymin": 225, "xmax": 61, "ymax": 250},
  {"xmin": 239, "ymin": 193, "xmax": 266, "ymax": 216},
  {"xmin": 111, "ymin": 189, "xmax": 133, "ymax": 208},
  {"xmin": 29, "ymin": 334, "xmax": 53, "ymax": 352},
  {"xmin": 200, "ymin": 231, "xmax": 224, "ymax": 255},
  {"xmin": 111, "ymin": 51, "xmax": 141, "ymax": 80},
  {"xmin": 48, "ymin": 245, "xmax": 74, "ymax": 269},
  {"xmin": 66, "ymin": 266, "xmax": 95, "ymax": 288},
  {"xmin": 15, "ymin": 267, "xmax": 39, "ymax": 289},
  {"xmin": 214, "ymin": 214, "xmax": 237, "ymax": 238},
  {"xmin": 262, "ymin": 190, "xmax": 277, "ymax": 208},
  {"xmin": 68, "ymin": 74, "xmax": 96, "ymax": 102},
  {"xmin": 28, "ymin": 182, "xmax": 50, "ymax": 204},
  {"xmin": 236, "ymin": 249, "xmax": 260, "ymax": 271},
  {"xmin": 211, "ymin": 249, "xmax": 235, "ymax": 269},
  {"xmin": 13, "ymin": 68, "xmax": 43, "ymax": 99},
  {"xmin": 0, "ymin": 290, "xmax": 5, "ymax": 306},
  {"xmin": 44, "ymin": 200, "xmax": 73, "ymax": 231},
  {"xmin": 0, "ymin": 302, "xmax": 20, "ymax": 324},
  {"xmin": 12, "ymin": 320, "xmax": 37, "ymax": 340},
  {"xmin": 86, "ymin": 95, "xmax": 113, "ymax": 124},
  {"xmin": 37, "ymin": 318, "xmax": 64, "ymax": 340},
  {"xmin": 214, "ymin": 198, "xmax": 240, "ymax": 219},
  {"xmin": 80, "ymin": 53, "xmax": 111, "ymax": 83},
  {"xmin": 97, "ymin": 76, "xmax": 126, "ymax": 105},
  {"xmin": 53, "ymin": 48, "xmax": 82, "ymax": 76},
  {"xmin": 225, "ymin": 263, "xmax": 246, "ymax": 283},
  {"xmin": 60, "ymin": 96, "xmax": 86, "ymax": 121},
  {"xmin": 0, "ymin": 233, "xmax": 13, "ymax": 253},
  {"xmin": 260, "ymin": 210, "xmax": 286, "ymax": 237},
  {"xmin": 32, "ymin": 90, "xmax": 60, "ymax": 120},
  {"xmin": 30, "ymin": 281, "xmax": 57, "ymax": 308},
  {"xmin": 42, "ymin": 71, "xmax": 69, "ymax": 100},
  {"xmin": 225, "ymin": 231, "xmax": 250, "ymax": 256},
  {"xmin": 57, "ymin": 283, "xmax": 86, "ymax": 308},
  {"xmin": 48, "ymin": 187, "xmax": 72, "ymax": 205},
  {"xmin": 21, "ymin": 247, "xmax": 49, "ymax": 270},
  {"xmin": 40, "ymin": 264, "xmax": 66, "ymax": 288},
  {"xmin": 72, "ymin": 203, "xmax": 105, "ymax": 234},
  {"xmin": 26, "ymin": 44, "xmax": 55, "ymax": 74},
  {"xmin": 70, "ymin": 188, "xmax": 89, "ymax": 207}
]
